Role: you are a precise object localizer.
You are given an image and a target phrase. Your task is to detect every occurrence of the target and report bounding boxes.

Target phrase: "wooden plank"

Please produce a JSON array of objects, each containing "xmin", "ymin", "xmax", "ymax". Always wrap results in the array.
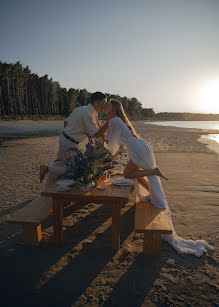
[
  {"xmin": 23, "ymin": 224, "xmax": 42, "ymax": 245},
  {"xmin": 112, "ymin": 203, "xmax": 122, "ymax": 250},
  {"xmin": 42, "ymin": 182, "xmax": 113, "ymax": 198},
  {"xmin": 8, "ymin": 196, "xmax": 52, "ymax": 225},
  {"xmin": 41, "ymin": 176, "xmax": 130, "ymax": 249},
  {"xmin": 52, "ymin": 198, "xmax": 64, "ymax": 247},
  {"xmin": 111, "ymin": 184, "xmax": 131, "ymax": 199},
  {"xmin": 135, "ymin": 200, "xmax": 172, "ymax": 234},
  {"xmin": 143, "ymin": 232, "xmax": 161, "ymax": 254},
  {"xmin": 41, "ymin": 181, "xmax": 130, "ymax": 204}
]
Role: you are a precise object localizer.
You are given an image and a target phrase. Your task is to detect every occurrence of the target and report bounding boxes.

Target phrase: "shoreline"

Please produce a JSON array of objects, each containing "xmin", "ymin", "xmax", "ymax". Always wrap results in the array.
[
  {"xmin": 142, "ymin": 121, "xmax": 219, "ymax": 157},
  {"xmin": 0, "ymin": 119, "xmax": 219, "ymax": 137},
  {"xmin": 1, "ymin": 120, "xmax": 219, "ymax": 158},
  {"xmin": 198, "ymin": 135, "xmax": 219, "ymax": 157}
]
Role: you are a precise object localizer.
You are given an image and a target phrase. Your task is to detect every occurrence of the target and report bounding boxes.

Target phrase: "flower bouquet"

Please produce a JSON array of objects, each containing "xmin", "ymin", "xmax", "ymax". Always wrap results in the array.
[{"xmin": 58, "ymin": 136, "xmax": 118, "ymax": 191}]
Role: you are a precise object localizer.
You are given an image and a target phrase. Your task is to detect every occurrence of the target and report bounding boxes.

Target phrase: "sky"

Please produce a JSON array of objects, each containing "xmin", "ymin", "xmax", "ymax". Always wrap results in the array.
[{"xmin": 1, "ymin": 0, "xmax": 219, "ymax": 113}]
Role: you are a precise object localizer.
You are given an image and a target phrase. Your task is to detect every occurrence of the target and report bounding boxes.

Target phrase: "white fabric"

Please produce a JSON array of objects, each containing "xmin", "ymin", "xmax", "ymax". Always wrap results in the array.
[
  {"xmin": 105, "ymin": 117, "xmax": 122, "ymax": 155},
  {"xmin": 46, "ymin": 134, "xmax": 87, "ymax": 187},
  {"xmin": 56, "ymin": 180, "xmax": 75, "ymax": 191},
  {"xmin": 64, "ymin": 103, "xmax": 99, "ymax": 142},
  {"xmin": 106, "ymin": 117, "xmax": 214, "ymax": 256},
  {"xmin": 45, "ymin": 104, "xmax": 98, "ymax": 186}
]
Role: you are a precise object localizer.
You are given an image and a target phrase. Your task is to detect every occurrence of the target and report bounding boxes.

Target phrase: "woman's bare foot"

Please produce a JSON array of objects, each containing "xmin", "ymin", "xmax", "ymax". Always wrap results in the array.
[
  {"xmin": 154, "ymin": 167, "xmax": 168, "ymax": 180},
  {"xmin": 40, "ymin": 165, "xmax": 48, "ymax": 183}
]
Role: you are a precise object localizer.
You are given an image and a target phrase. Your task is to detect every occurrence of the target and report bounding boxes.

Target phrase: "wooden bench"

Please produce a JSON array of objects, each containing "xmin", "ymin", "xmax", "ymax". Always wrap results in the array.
[
  {"xmin": 8, "ymin": 196, "xmax": 52, "ymax": 245},
  {"xmin": 135, "ymin": 196, "xmax": 172, "ymax": 254}
]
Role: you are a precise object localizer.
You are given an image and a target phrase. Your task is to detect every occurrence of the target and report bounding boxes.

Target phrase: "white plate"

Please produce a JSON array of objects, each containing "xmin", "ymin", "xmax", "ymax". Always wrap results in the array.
[
  {"xmin": 56, "ymin": 180, "xmax": 75, "ymax": 186},
  {"xmin": 113, "ymin": 169, "xmax": 124, "ymax": 175},
  {"xmin": 98, "ymin": 184, "xmax": 106, "ymax": 190},
  {"xmin": 111, "ymin": 179, "xmax": 131, "ymax": 186},
  {"xmin": 57, "ymin": 186, "xmax": 70, "ymax": 191}
]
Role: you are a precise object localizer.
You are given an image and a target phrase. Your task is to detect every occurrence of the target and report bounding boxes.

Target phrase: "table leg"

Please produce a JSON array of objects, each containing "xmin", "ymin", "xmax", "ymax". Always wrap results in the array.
[
  {"xmin": 112, "ymin": 203, "xmax": 122, "ymax": 251},
  {"xmin": 52, "ymin": 198, "xmax": 64, "ymax": 246}
]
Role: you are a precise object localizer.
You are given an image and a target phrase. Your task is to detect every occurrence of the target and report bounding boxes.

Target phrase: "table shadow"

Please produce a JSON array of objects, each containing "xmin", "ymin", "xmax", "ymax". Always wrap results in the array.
[{"xmin": 0, "ymin": 202, "xmax": 135, "ymax": 306}]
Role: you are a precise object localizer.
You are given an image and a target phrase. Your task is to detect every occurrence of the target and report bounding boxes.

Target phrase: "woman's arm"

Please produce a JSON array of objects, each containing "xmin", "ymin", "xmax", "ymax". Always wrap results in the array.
[
  {"xmin": 105, "ymin": 118, "xmax": 122, "ymax": 155},
  {"xmin": 94, "ymin": 120, "xmax": 109, "ymax": 138}
]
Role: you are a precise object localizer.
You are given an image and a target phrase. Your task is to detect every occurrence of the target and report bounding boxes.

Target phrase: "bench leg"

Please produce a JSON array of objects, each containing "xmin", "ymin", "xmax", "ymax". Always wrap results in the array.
[
  {"xmin": 52, "ymin": 198, "xmax": 64, "ymax": 247},
  {"xmin": 143, "ymin": 232, "xmax": 161, "ymax": 255},
  {"xmin": 23, "ymin": 224, "xmax": 42, "ymax": 245},
  {"xmin": 112, "ymin": 203, "xmax": 122, "ymax": 251}
]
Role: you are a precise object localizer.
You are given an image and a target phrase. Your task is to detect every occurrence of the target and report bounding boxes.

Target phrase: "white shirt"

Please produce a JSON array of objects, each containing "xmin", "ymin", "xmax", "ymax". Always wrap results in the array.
[{"xmin": 64, "ymin": 104, "xmax": 99, "ymax": 142}]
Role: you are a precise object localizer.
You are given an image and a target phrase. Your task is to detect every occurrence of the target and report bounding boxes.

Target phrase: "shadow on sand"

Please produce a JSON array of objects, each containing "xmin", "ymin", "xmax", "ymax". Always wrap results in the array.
[{"xmin": 0, "ymin": 200, "xmax": 211, "ymax": 306}]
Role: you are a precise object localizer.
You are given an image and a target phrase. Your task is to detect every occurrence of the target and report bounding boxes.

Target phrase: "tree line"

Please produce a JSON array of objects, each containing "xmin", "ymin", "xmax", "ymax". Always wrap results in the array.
[{"xmin": 0, "ymin": 61, "xmax": 156, "ymax": 119}]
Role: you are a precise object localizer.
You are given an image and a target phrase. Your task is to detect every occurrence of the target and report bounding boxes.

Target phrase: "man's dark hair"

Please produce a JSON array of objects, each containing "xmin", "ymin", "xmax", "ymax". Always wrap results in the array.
[{"xmin": 90, "ymin": 92, "xmax": 106, "ymax": 104}]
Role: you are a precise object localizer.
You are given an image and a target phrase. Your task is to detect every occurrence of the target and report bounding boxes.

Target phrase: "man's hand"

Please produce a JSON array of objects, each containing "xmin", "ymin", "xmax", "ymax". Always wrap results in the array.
[
  {"xmin": 94, "ymin": 114, "xmax": 101, "ymax": 128},
  {"xmin": 94, "ymin": 119, "xmax": 109, "ymax": 139}
]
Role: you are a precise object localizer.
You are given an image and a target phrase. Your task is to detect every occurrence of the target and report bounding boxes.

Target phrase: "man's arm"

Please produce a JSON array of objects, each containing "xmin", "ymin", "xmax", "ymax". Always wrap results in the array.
[
  {"xmin": 94, "ymin": 113, "xmax": 101, "ymax": 128},
  {"xmin": 84, "ymin": 110, "xmax": 109, "ymax": 139},
  {"xmin": 64, "ymin": 120, "xmax": 68, "ymax": 128},
  {"xmin": 94, "ymin": 120, "xmax": 109, "ymax": 139}
]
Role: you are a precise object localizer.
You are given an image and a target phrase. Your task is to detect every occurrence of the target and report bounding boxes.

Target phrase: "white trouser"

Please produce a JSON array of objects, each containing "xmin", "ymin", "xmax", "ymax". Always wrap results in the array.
[{"xmin": 45, "ymin": 134, "xmax": 86, "ymax": 186}]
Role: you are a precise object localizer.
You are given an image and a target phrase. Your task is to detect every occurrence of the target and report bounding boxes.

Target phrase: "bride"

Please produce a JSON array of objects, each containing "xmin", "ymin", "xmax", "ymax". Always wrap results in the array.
[{"xmin": 105, "ymin": 99, "xmax": 214, "ymax": 257}]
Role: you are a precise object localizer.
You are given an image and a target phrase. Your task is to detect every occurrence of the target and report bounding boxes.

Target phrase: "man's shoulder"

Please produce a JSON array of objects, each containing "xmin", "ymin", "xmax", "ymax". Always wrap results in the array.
[
  {"xmin": 69, "ymin": 105, "xmax": 87, "ymax": 115},
  {"xmin": 82, "ymin": 104, "xmax": 95, "ymax": 117},
  {"xmin": 76, "ymin": 105, "xmax": 87, "ymax": 111},
  {"xmin": 77, "ymin": 104, "xmax": 91, "ymax": 112},
  {"xmin": 67, "ymin": 104, "xmax": 93, "ymax": 121}
]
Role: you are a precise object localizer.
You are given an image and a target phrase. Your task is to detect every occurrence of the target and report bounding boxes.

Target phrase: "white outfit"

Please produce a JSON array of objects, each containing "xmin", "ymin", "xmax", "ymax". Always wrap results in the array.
[
  {"xmin": 105, "ymin": 117, "xmax": 214, "ymax": 256},
  {"xmin": 64, "ymin": 103, "xmax": 99, "ymax": 142},
  {"xmin": 46, "ymin": 104, "xmax": 99, "ymax": 186}
]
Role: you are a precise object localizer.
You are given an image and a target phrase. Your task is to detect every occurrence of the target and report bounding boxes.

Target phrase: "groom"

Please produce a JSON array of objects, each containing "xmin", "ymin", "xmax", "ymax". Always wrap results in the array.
[{"xmin": 40, "ymin": 91, "xmax": 109, "ymax": 185}]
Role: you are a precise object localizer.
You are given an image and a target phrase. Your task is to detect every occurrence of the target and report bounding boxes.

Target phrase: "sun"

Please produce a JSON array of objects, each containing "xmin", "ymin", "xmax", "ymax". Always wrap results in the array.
[{"xmin": 200, "ymin": 79, "xmax": 219, "ymax": 113}]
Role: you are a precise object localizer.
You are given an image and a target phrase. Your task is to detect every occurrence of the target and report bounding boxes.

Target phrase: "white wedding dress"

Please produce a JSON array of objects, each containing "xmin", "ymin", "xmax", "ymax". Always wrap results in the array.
[{"xmin": 105, "ymin": 117, "xmax": 214, "ymax": 257}]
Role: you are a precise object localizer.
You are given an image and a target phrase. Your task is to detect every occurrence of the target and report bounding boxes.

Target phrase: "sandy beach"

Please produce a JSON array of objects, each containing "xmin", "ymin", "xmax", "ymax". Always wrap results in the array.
[{"xmin": 0, "ymin": 121, "xmax": 218, "ymax": 306}]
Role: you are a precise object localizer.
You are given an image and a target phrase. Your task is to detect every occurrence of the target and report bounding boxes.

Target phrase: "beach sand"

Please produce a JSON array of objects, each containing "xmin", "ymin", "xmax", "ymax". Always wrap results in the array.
[{"xmin": 0, "ymin": 121, "xmax": 218, "ymax": 306}]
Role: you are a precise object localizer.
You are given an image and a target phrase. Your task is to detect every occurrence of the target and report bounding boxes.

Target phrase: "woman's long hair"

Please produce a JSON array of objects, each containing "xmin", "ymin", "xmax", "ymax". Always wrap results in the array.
[{"xmin": 109, "ymin": 99, "xmax": 139, "ymax": 138}]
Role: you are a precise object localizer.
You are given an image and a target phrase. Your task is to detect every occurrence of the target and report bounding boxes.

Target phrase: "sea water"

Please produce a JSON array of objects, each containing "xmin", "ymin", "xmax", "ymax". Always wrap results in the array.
[
  {"xmin": 145, "ymin": 120, "xmax": 219, "ymax": 132},
  {"xmin": 145, "ymin": 121, "xmax": 219, "ymax": 156},
  {"xmin": 145, "ymin": 121, "xmax": 219, "ymax": 144}
]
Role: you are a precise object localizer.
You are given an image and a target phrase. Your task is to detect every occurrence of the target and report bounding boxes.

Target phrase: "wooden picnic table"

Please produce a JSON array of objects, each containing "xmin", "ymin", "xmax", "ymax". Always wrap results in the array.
[{"xmin": 41, "ymin": 180, "xmax": 131, "ymax": 250}]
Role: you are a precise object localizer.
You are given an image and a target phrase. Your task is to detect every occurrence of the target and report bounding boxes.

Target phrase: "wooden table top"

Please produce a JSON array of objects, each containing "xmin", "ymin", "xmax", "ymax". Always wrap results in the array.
[{"xmin": 41, "ymin": 180, "xmax": 131, "ymax": 204}]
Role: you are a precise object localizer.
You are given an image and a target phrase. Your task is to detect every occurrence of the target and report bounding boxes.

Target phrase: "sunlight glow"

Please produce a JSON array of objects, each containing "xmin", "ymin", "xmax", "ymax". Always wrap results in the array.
[{"xmin": 200, "ymin": 80, "xmax": 219, "ymax": 113}]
